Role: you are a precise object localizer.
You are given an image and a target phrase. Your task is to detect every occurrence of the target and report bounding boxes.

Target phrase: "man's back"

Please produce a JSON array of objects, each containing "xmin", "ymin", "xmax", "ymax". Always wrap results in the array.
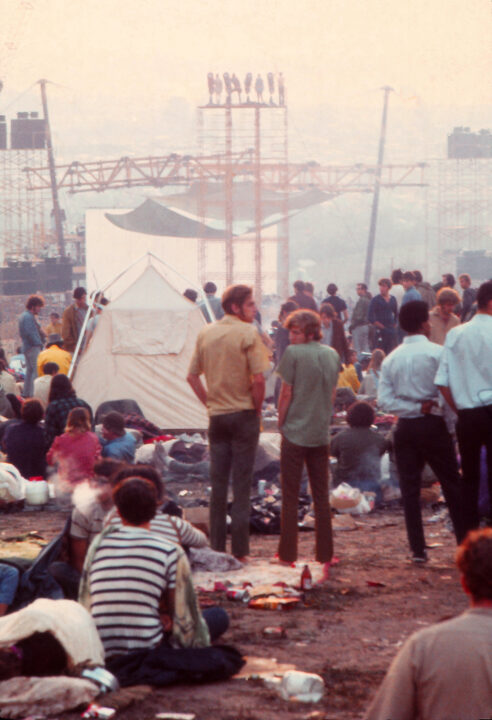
[
  {"xmin": 189, "ymin": 315, "xmax": 268, "ymax": 415},
  {"xmin": 89, "ymin": 526, "xmax": 180, "ymax": 657},
  {"xmin": 436, "ymin": 313, "xmax": 492, "ymax": 409},
  {"xmin": 278, "ymin": 341, "xmax": 339, "ymax": 446},
  {"xmin": 366, "ymin": 608, "xmax": 492, "ymax": 720}
]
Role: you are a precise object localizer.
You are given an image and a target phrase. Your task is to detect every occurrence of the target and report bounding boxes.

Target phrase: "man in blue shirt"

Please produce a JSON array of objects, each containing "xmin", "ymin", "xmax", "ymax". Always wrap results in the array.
[
  {"xmin": 378, "ymin": 300, "xmax": 463, "ymax": 562},
  {"xmin": 436, "ymin": 280, "xmax": 492, "ymax": 535},
  {"xmin": 100, "ymin": 411, "xmax": 136, "ymax": 462},
  {"xmin": 368, "ymin": 278, "xmax": 397, "ymax": 355},
  {"xmin": 18, "ymin": 294, "xmax": 45, "ymax": 398}
]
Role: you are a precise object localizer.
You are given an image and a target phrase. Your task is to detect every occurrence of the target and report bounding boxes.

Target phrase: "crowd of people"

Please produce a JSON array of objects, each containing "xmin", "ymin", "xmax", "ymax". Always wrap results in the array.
[{"xmin": 0, "ymin": 267, "xmax": 491, "ymax": 716}]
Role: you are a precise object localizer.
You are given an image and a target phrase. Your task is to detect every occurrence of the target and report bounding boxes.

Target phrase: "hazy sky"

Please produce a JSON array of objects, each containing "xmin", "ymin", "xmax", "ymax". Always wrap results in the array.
[{"xmin": 2, "ymin": 0, "xmax": 491, "ymax": 112}]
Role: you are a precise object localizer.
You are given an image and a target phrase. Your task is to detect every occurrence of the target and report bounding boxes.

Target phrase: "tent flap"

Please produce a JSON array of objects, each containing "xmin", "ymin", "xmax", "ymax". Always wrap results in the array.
[{"xmin": 111, "ymin": 309, "xmax": 189, "ymax": 355}]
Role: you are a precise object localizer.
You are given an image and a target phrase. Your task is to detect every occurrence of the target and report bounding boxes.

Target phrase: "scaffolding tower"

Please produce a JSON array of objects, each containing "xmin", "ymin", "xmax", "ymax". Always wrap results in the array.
[
  {"xmin": 0, "ymin": 146, "xmax": 49, "ymax": 261},
  {"xmin": 197, "ymin": 101, "xmax": 288, "ymax": 299},
  {"xmin": 432, "ymin": 158, "xmax": 492, "ymax": 274}
]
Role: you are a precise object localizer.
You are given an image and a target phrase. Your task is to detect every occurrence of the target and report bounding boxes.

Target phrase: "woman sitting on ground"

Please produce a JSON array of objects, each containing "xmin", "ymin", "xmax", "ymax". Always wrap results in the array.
[
  {"xmin": 3, "ymin": 399, "xmax": 46, "ymax": 479},
  {"xmin": 330, "ymin": 401, "xmax": 391, "ymax": 503},
  {"xmin": 0, "ymin": 358, "xmax": 18, "ymax": 397},
  {"xmin": 337, "ymin": 348, "xmax": 361, "ymax": 393},
  {"xmin": 82, "ymin": 477, "xmax": 227, "ymax": 660},
  {"xmin": 47, "ymin": 407, "xmax": 101, "ymax": 487},
  {"xmin": 44, "ymin": 374, "xmax": 92, "ymax": 448},
  {"xmin": 358, "ymin": 348, "xmax": 385, "ymax": 402}
]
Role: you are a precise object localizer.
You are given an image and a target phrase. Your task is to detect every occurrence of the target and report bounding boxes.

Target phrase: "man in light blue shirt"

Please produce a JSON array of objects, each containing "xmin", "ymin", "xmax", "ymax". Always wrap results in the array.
[
  {"xmin": 435, "ymin": 280, "xmax": 492, "ymax": 535},
  {"xmin": 18, "ymin": 294, "xmax": 45, "ymax": 398},
  {"xmin": 378, "ymin": 300, "xmax": 463, "ymax": 562},
  {"xmin": 198, "ymin": 282, "xmax": 224, "ymax": 324}
]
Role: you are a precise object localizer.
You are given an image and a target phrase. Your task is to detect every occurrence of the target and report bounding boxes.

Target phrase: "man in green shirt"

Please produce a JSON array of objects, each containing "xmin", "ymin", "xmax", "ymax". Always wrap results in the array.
[{"xmin": 277, "ymin": 309, "xmax": 340, "ymax": 564}]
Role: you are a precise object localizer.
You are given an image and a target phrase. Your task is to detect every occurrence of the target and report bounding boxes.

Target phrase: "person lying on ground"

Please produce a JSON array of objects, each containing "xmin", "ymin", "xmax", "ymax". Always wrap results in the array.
[
  {"xmin": 3, "ymin": 399, "xmax": 46, "ymax": 479},
  {"xmin": 365, "ymin": 528, "xmax": 492, "ymax": 720},
  {"xmin": 99, "ymin": 411, "xmax": 136, "ymax": 462},
  {"xmin": 0, "ymin": 564, "xmax": 20, "ymax": 617},
  {"xmin": 47, "ymin": 407, "xmax": 101, "ymax": 488},
  {"xmin": 82, "ymin": 477, "xmax": 227, "ymax": 659}
]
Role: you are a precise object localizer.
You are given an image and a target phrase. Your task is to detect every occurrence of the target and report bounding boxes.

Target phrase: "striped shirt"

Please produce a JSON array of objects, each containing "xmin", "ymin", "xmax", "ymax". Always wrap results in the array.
[
  {"xmin": 105, "ymin": 509, "xmax": 208, "ymax": 549},
  {"xmin": 89, "ymin": 526, "xmax": 179, "ymax": 658}
]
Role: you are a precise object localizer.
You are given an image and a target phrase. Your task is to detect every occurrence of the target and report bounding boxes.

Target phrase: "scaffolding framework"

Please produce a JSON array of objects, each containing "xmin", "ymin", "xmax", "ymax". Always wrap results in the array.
[
  {"xmin": 0, "ymin": 148, "xmax": 49, "ymax": 260},
  {"xmin": 197, "ymin": 103, "xmax": 289, "ymax": 299},
  {"xmin": 431, "ymin": 158, "xmax": 492, "ymax": 273}
]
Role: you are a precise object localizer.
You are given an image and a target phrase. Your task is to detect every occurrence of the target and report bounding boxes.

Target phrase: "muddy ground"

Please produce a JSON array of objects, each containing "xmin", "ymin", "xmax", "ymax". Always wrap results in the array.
[{"xmin": 1, "ymin": 502, "xmax": 465, "ymax": 720}]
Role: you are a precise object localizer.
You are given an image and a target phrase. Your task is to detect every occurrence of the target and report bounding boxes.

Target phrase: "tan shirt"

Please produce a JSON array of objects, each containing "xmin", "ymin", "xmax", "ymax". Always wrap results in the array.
[
  {"xmin": 365, "ymin": 607, "xmax": 492, "ymax": 720},
  {"xmin": 428, "ymin": 307, "xmax": 460, "ymax": 345},
  {"xmin": 188, "ymin": 314, "xmax": 269, "ymax": 416}
]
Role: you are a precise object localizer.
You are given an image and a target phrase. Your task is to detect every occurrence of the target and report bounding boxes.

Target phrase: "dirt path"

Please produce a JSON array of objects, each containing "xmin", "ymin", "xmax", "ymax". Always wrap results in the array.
[{"xmin": 0, "ymin": 505, "xmax": 465, "ymax": 719}]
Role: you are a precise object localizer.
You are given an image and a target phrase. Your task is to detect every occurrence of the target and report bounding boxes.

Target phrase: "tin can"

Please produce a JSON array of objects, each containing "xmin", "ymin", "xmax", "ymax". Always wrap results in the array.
[{"xmin": 258, "ymin": 479, "xmax": 267, "ymax": 496}]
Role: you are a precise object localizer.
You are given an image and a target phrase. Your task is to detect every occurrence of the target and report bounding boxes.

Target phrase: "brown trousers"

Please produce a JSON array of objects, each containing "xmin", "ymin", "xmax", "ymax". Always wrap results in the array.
[{"xmin": 278, "ymin": 435, "xmax": 333, "ymax": 563}]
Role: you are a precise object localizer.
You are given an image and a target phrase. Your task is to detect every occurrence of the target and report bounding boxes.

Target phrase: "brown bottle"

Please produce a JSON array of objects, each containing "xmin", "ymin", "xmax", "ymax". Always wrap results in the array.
[{"xmin": 300, "ymin": 564, "xmax": 312, "ymax": 591}]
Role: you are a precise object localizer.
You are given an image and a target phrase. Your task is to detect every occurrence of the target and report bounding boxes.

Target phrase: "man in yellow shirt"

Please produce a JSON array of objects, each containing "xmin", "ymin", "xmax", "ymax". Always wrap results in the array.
[
  {"xmin": 187, "ymin": 284, "xmax": 269, "ymax": 561},
  {"xmin": 37, "ymin": 335, "xmax": 72, "ymax": 376}
]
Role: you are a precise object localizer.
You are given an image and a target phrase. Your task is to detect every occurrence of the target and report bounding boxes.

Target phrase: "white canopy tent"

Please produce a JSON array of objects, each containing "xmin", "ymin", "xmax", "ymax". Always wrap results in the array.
[{"xmin": 72, "ymin": 255, "xmax": 209, "ymax": 430}]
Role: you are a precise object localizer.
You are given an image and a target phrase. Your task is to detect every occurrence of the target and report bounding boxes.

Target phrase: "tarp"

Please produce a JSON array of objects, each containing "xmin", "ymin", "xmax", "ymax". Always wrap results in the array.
[
  {"xmin": 73, "ymin": 262, "xmax": 209, "ymax": 430},
  {"xmin": 104, "ymin": 185, "xmax": 332, "ymax": 236},
  {"xmin": 105, "ymin": 198, "xmax": 227, "ymax": 238},
  {"xmin": 162, "ymin": 182, "xmax": 332, "ymax": 221}
]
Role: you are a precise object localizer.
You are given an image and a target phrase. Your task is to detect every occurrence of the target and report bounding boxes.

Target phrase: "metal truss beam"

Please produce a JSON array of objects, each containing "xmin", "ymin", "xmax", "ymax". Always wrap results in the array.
[{"xmin": 24, "ymin": 154, "xmax": 427, "ymax": 194}]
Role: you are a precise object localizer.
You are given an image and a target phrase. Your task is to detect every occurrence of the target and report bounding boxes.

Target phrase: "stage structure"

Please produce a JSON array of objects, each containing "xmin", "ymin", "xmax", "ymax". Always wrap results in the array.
[{"xmin": 24, "ymin": 73, "xmax": 428, "ymax": 296}]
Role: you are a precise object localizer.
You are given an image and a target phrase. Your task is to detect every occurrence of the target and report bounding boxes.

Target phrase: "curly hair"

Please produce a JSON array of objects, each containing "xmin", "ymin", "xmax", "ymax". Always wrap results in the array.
[
  {"xmin": 456, "ymin": 529, "xmax": 492, "ymax": 602},
  {"xmin": 284, "ymin": 309, "xmax": 321, "ymax": 341}
]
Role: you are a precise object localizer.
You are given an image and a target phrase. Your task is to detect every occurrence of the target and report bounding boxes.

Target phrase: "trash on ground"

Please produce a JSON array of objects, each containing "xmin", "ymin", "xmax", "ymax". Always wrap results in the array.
[
  {"xmin": 262, "ymin": 626, "xmax": 287, "ymax": 638},
  {"xmin": 267, "ymin": 670, "xmax": 324, "ymax": 703},
  {"xmin": 81, "ymin": 704, "xmax": 116, "ymax": 719},
  {"xmin": 248, "ymin": 597, "xmax": 301, "ymax": 610},
  {"xmin": 330, "ymin": 483, "xmax": 375, "ymax": 514}
]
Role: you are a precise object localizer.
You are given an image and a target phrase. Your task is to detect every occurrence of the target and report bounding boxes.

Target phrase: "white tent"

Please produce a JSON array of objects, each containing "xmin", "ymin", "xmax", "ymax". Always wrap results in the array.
[{"xmin": 73, "ymin": 258, "xmax": 209, "ymax": 430}]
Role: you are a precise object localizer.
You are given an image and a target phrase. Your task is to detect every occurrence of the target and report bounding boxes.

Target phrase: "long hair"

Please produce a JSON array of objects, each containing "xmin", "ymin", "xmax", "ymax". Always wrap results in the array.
[
  {"xmin": 65, "ymin": 407, "xmax": 90, "ymax": 434},
  {"xmin": 48, "ymin": 373, "xmax": 75, "ymax": 403}
]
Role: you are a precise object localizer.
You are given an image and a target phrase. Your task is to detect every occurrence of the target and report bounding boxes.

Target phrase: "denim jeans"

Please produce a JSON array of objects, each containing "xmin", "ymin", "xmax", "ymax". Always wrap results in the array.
[
  {"xmin": 0, "ymin": 564, "xmax": 20, "ymax": 608},
  {"xmin": 23, "ymin": 346, "xmax": 41, "ymax": 398},
  {"xmin": 208, "ymin": 409, "xmax": 260, "ymax": 558}
]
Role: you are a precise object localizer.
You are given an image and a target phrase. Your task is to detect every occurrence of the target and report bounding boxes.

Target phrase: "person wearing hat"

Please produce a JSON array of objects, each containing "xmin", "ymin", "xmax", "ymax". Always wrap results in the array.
[
  {"xmin": 37, "ymin": 334, "xmax": 72, "ymax": 376},
  {"xmin": 100, "ymin": 411, "xmax": 136, "ymax": 462}
]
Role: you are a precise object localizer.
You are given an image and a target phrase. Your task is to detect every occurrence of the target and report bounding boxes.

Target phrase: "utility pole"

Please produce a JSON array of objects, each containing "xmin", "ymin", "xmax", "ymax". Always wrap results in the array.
[
  {"xmin": 364, "ymin": 85, "xmax": 393, "ymax": 287},
  {"xmin": 39, "ymin": 78, "xmax": 65, "ymax": 257}
]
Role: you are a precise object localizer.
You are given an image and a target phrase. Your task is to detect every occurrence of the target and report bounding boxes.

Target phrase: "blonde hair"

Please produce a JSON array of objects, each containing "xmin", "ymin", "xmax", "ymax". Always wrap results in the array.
[
  {"xmin": 368, "ymin": 349, "xmax": 385, "ymax": 372},
  {"xmin": 66, "ymin": 407, "xmax": 91, "ymax": 434}
]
